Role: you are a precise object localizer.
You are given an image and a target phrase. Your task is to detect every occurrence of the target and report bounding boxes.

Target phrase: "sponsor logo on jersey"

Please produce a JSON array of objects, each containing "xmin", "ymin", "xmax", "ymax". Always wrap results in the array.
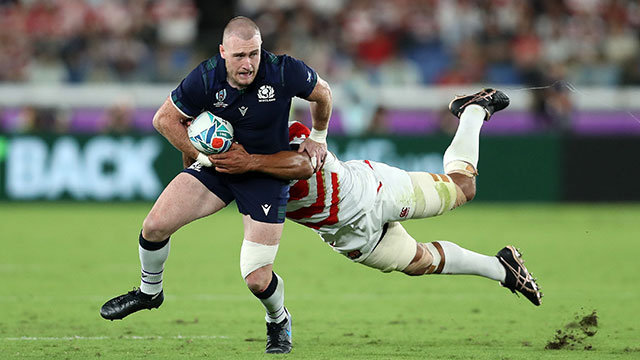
[
  {"xmin": 238, "ymin": 106, "xmax": 248, "ymax": 116},
  {"xmin": 257, "ymin": 85, "xmax": 276, "ymax": 102},
  {"xmin": 399, "ymin": 207, "xmax": 410, "ymax": 218},
  {"xmin": 213, "ymin": 89, "xmax": 228, "ymax": 107},
  {"xmin": 261, "ymin": 203, "xmax": 272, "ymax": 216},
  {"xmin": 188, "ymin": 162, "xmax": 203, "ymax": 172},
  {"xmin": 306, "ymin": 71, "xmax": 312, "ymax": 82}
]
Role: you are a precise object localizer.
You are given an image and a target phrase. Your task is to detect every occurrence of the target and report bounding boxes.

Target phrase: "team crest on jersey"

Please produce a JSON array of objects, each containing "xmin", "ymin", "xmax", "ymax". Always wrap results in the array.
[
  {"xmin": 257, "ymin": 85, "xmax": 276, "ymax": 102},
  {"xmin": 213, "ymin": 89, "xmax": 228, "ymax": 107}
]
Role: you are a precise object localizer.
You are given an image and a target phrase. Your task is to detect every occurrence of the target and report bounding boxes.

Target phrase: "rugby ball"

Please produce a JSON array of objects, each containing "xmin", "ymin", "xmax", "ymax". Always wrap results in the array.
[{"xmin": 187, "ymin": 111, "xmax": 234, "ymax": 154}]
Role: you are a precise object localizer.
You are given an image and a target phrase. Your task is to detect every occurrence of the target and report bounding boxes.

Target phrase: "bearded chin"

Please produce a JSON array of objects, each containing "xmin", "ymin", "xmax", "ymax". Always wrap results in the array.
[{"xmin": 238, "ymin": 74, "xmax": 253, "ymax": 84}]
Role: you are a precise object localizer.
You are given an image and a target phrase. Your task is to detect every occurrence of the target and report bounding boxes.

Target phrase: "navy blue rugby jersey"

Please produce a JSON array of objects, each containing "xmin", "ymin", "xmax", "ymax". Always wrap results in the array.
[{"xmin": 171, "ymin": 49, "xmax": 318, "ymax": 155}]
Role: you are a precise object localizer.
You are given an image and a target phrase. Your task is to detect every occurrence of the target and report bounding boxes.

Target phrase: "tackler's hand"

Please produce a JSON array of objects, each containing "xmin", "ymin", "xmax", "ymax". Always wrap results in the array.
[
  {"xmin": 209, "ymin": 143, "xmax": 254, "ymax": 174},
  {"xmin": 298, "ymin": 138, "xmax": 327, "ymax": 172}
]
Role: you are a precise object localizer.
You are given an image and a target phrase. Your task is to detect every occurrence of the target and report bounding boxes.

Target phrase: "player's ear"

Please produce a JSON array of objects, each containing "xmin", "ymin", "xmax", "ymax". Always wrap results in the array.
[{"xmin": 219, "ymin": 44, "xmax": 225, "ymax": 59}]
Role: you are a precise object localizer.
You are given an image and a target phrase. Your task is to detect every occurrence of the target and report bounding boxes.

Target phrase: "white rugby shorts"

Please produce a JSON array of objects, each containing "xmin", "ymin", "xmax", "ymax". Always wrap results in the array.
[{"xmin": 319, "ymin": 160, "xmax": 415, "ymax": 261}]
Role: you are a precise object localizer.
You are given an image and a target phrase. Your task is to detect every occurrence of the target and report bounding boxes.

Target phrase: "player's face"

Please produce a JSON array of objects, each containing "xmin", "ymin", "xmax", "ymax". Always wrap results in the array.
[{"xmin": 220, "ymin": 34, "xmax": 261, "ymax": 89}]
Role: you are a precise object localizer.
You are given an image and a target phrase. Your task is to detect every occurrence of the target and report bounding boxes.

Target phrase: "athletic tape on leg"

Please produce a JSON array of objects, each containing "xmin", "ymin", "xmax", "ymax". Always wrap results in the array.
[
  {"xmin": 361, "ymin": 222, "xmax": 416, "ymax": 273},
  {"xmin": 240, "ymin": 239, "xmax": 279, "ymax": 279},
  {"xmin": 409, "ymin": 172, "xmax": 458, "ymax": 218}
]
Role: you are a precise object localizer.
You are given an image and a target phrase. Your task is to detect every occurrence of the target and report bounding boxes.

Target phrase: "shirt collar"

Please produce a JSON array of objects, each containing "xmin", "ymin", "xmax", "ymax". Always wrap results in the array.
[{"xmin": 256, "ymin": 49, "xmax": 268, "ymax": 80}]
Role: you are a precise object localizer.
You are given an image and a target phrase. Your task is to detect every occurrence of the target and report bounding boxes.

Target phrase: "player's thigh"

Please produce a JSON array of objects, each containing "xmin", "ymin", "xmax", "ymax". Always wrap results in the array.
[
  {"xmin": 232, "ymin": 177, "xmax": 288, "ymax": 244},
  {"xmin": 146, "ymin": 173, "xmax": 227, "ymax": 233},
  {"xmin": 366, "ymin": 160, "xmax": 414, "ymax": 222},
  {"xmin": 360, "ymin": 222, "xmax": 417, "ymax": 273},
  {"xmin": 242, "ymin": 215, "xmax": 284, "ymax": 245},
  {"xmin": 407, "ymin": 171, "xmax": 459, "ymax": 219}
]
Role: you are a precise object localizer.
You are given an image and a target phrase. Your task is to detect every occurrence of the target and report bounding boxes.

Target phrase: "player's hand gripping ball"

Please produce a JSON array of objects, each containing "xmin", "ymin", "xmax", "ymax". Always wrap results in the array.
[{"xmin": 187, "ymin": 111, "xmax": 234, "ymax": 154}]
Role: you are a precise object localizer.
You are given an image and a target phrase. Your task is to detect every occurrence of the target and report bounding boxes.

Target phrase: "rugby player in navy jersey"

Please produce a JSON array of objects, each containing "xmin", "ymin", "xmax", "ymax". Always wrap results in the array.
[{"xmin": 100, "ymin": 16, "xmax": 332, "ymax": 354}]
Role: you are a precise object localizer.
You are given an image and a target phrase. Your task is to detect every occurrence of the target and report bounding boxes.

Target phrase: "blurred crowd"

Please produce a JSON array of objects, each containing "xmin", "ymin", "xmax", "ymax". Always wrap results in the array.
[
  {"xmin": 243, "ymin": 0, "xmax": 640, "ymax": 134},
  {"xmin": 1, "ymin": 0, "xmax": 637, "ymax": 86},
  {"xmin": 0, "ymin": 0, "xmax": 198, "ymax": 83},
  {"xmin": 244, "ymin": 0, "xmax": 640, "ymax": 87},
  {"xmin": 1, "ymin": 0, "xmax": 639, "ymax": 134}
]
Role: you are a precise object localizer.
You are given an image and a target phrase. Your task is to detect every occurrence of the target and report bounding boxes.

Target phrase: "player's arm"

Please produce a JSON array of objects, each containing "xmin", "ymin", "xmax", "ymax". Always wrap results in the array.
[
  {"xmin": 299, "ymin": 75, "xmax": 332, "ymax": 171},
  {"xmin": 182, "ymin": 153, "xmax": 196, "ymax": 168},
  {"xmin": 209, "ymin": 143, "xmax": 313, "ymax": 180},
  {"xmin": 153, "ymin": 96, "xmax": 203, "ymax": 164},
  {"xmin": 306, "ymin": 76, "xmax": 332, "ymax": 135},
  {"xmin": 154, "ymin": 96, "xmax": 211, "ymax": 167},
  {"xmin": 161, "ymin": 59, "xmax": 216, "ymax": 167}
]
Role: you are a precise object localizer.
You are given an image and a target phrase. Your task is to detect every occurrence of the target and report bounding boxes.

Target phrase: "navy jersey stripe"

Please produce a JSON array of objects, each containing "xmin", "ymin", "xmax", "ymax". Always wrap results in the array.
[
  {"xmin": 201, "ymin": 57, "xmax": 217, "ymax": 96},
  {"xmin": 280, "ymin": 64, "xmax": 285, "ymax": 87}
]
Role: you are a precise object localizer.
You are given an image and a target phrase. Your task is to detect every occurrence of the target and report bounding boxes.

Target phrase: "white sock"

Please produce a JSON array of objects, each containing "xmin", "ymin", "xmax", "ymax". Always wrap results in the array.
[
  {"xmin": 258, "ymin": 272, "xmax": 287, "ymax": 323},
  {"xmin": 443, "ymin": 104, "xmax": 485, "ymax": 170},
  {"xmin": 430, "ymin": 240, "xmax": 505, "ymax": 282},
  {"xmin": 139, "ymin": 235, "xmax": 170, "ymax": 295}
]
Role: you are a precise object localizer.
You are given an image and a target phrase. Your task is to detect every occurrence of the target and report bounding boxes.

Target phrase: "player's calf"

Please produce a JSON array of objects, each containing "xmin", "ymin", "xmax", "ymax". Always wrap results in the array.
[
  {"xmin": 449, "ymin": 173, "xmax": 476, "ymax": 203},
  {"xmin": 403, "ymin": 242, "xmax": 434, "ymax": 275},
  {"xmin": 240, "ymin": 239, "xmax": 292, "ymax": 352},
  {"xmin": 445, "ymin": 159, "xmax": 477, "ymax": 202},
  {"xmin": 403, "ymin": 241, "xmax": 510, "ymax": 286},
  {"xmin": 402, "ymin": 242, "xmax": 450, "ymax": 276},
  {"xmin": 361, "ymin": 224, "xmax": 510, "ymax": 288}
]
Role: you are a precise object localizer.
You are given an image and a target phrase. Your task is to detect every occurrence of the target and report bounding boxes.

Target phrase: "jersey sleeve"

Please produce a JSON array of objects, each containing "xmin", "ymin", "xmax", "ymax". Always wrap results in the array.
[
  {"xmin": 288, "ymin": 121, "xmax": 310, "ymax": 150},
  {"xmin": 170, "ymin": 60, "xmax": 210, "ymax": 118},
  {"xmin": 282, "ymin": 55, "xmax": 318, "ymax": 99}
]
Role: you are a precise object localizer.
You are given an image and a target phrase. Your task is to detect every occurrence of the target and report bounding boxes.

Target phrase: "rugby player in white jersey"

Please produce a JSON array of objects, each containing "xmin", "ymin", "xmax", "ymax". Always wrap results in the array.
[{"xmin": 208, "ymin": 88, "xmax": 542, "ymax": 306}]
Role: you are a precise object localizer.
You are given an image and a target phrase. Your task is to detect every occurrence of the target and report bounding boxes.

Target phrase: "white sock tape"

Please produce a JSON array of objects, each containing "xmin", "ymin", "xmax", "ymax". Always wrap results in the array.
[
  {"xmin": 196, "ymin": 153, "xmax": 212, "ymax": 167},
  {"xmin": 308, "ymin": 128, "xmax": 327, "ymax": 143},
  {"xmin": 240, "ymin": 239, "xmax": 279, "ymax": 278}
]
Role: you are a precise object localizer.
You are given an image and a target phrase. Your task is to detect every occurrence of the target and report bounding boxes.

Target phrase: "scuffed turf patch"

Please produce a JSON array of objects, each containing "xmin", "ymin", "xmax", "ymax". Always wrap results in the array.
[{"xmin": 545, "ymin": 309, "xmax": 598, "ymax": 350}]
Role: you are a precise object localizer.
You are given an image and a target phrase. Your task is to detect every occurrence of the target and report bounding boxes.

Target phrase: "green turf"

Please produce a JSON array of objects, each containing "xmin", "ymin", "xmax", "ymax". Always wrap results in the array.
[{"xmin": 1, "ymin": 203, "xmax": 639, "ymax": 359}]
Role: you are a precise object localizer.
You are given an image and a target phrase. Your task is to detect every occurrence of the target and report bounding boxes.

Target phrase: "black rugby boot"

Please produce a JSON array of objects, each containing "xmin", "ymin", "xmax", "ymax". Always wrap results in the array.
[
  {"xmin": 448, "ymin": 88, "xmax": 510, "ymax": 120},
  {"xmin": 100, "ymin": 288, "xmax": 164, "ymax": 320},
  {"xmin": 265, "ymin": 308, "xmax": 292, "ymax": 354},
  {"xmin": 497, "ymin": 246, "xmax": 542, "ymax": 306}
]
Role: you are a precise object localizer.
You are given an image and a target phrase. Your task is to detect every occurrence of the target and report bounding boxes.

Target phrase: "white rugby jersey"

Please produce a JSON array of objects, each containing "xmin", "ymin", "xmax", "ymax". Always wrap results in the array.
[{"xmin": 286, "ymin": 121, "xmax": 379, "ymax": 234}]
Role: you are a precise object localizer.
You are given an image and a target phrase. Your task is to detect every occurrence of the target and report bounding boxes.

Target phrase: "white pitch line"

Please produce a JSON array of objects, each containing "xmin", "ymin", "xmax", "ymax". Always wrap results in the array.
[{"xmin": 2, "ymin": 335, "xmax": 229, "ymax": 341}]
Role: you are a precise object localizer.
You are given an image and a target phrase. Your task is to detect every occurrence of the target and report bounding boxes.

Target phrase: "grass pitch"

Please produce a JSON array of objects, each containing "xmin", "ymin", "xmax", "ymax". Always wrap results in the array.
[{"xmin": 1, "ymin": 202, "xmax": 639, "ymax": 359}]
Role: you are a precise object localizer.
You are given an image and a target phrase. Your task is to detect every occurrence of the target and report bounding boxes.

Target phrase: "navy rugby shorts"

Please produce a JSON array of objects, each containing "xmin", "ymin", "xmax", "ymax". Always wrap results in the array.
[{"xmin": 183, "ymin": 163, "xmax": 289, "ymax": 224}]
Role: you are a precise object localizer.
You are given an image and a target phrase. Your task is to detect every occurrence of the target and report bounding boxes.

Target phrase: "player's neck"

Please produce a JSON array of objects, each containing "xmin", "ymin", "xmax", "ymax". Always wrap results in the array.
[{"xmin": 227, "ymin": 77, "xmax": 247, "ymax": 90}]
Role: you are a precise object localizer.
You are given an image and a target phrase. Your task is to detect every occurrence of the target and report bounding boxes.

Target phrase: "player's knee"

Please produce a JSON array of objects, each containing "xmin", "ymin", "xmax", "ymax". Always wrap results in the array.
[
  {"xmin": 402, "ymin": 243, "xmax": 434, "ymax": 276},
  {"xmin": 244, "ymin": 266, "xmax": 272, "ymax": 293},
  {"xmin": 240, "ymin": 239, "xmax": 278, "ymax": 292},
  {"xmin": 449, "ymin": 173, "xmax": 476, "ymax": 202},
  {"xmin": 142, "ymin": 213, "xmax": 171, "ymax": 242}
]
